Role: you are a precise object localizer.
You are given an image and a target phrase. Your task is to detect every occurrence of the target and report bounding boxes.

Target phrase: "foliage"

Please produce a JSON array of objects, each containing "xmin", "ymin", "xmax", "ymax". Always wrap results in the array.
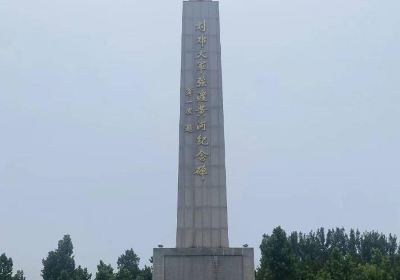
[
  {"xmin": 115, "ymin": 249, "xmax": 140, "ymax": 280},
  {"xmin": 257, "ymin": 227, "xmax": 296, "ymax": 279},
  {"xmin": 12, "ymin": 270, "xmax": 25, "ymax": 280},
  {"xmin": 42, "ymin": 235, "xmax": 75, "ymax": 280},
  {"xmin": 95, "ymin": 261, "xmax": 115, "ymax": 280},
  {"xmin": 8, "ymin": 228, "xmax": 400, "ymax": 280},
  {"xmin": 137, "ymin": 266, "xmax": 152, "ymax": 280},
  {"xmin": 0, "ymin": 254, "xmax": 13, "ymax": 280},
  {"xmin": 256, "ymin": 227, "xmax": 400, "ymax": 280},
  {"xmin": 0, "ymin": 253, "xmax": 25, "ymax": 280},
  {"xmin": 42, "ymin": 235, "xmax": 91, "ymax": 280},
  {"xmin": 74, "ymin": 266, "xmax": 92, "ymax": 280},
  {"xmin": 40, "ymin": 235, "xmax": 152, "ymax": 280},
  {"xmin": 0, "ymin": 254, "xmax": 25, "ymax": 280}
]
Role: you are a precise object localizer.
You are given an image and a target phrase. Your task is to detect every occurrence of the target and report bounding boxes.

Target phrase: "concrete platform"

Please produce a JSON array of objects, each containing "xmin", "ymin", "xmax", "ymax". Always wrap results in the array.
[{"xmin": 153, "ymin": 247, "xmax": 255, "ymax": 280}]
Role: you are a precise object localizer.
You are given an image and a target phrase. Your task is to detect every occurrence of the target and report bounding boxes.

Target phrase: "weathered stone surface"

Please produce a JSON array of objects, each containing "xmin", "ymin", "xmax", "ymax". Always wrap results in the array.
[
  {"xmin": 153, "ymin": 248, "xmax": 255, "ymax": 280},
  {"xmin": 177, "ymin": 0, "xmax": 229, "ymax": 249},
  {"xmin": 153, "ymin": 1, "xmax": 255, "ymax": 279}
]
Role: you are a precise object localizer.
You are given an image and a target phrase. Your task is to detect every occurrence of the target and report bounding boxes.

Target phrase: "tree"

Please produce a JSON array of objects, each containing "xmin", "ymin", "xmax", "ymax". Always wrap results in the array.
[
  {"xmin": 359, "ymin": 231, "xmax": 387, "ymax": 263},
  {"xmin": 12, "ymin": 271, "xmax": 25, "ymax": 280},
  {"xmin": 0, "ymin": 254, "xmax": 13, "ymax": 280},
  {"xmin": 42, "ymin": 235, "xmax": 75, "ymax": 280},
  {"xmin": 74, "ymin": 266, "xmax": 91, "ymax": 280},
  {"xmin": 317, "ymin": 248, "xmax": 355, "ymax": 280},
  {"xmin": 0, "ymin": 254, "xmax": 25, "ymax": 280},
  {"xmin": 137, "ymin": 266, "xmax": 152, "ymax": 280},
  {"xmin": 95, "ymin": 261, "xmax": 114, "ymax": 280},
  {"xmin": 257, "ymin": 227, "xmax": 400, "ymax": 280},
  {"xmin": 42, "ymin": 235, "xmax": 91, "ymax": 280},
  {"xmin": 115, "ymin": 249, "xmax": 140, "ymax": 280},
  {"xmin": 114, "ymin": 269, "xmax": 130, "ymax": 280},
  {"xmin": 357, "ymin": 264, "xmax": 386, "ymax": 280},
  {"xmin": 257, "ymin": 227, "xmax": 296, "ymax": 280}
]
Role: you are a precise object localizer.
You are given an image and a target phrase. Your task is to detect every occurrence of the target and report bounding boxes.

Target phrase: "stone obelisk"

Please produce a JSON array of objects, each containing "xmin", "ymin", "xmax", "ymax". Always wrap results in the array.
[
  {"xmin": 153, "ymin": 0, "xmax": 254, "ymax": 279},
  {"xmin": 176, "ymin": 0, "xmax": 229, "ymax": 249}
]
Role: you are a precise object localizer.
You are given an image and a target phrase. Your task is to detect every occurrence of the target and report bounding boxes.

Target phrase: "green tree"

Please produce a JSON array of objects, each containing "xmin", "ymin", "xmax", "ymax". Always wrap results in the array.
[
  {"xmin": 348, "ymin": 229, "xmax": 358, "ymax": 258},
  {"xmin": 257, "ymin": 227, "xmax": 296, "ymax": 280},
  {"xmin": 359, "ymin": 231, "xmax": 387, "ymax": 263},
  {"xmin": 42, "ymin": 235, "xmax": 90, "ymax": 280},
  {"xmin": 257, "ymin": 227, "xmax": 400, "ymax": 280},
  {"xmin": 0, "ymin": 254, "xmax": 13, "ymax": 280},
  {"xmin": 115, "ymin": 249, "xmax": 140, "ymax": 280},
  {"xmin": 74, "ymin": 266, "xmax": 91, "ymax": 280},
  {"xmin": 137, "ymin": 266, "xmax": 152, "ymax": 280},
  {"xmin": 42, "ymin": 235, "xmax": 75, "ymax": 280},
  {"xmin": 317, "ymin": 248, "xmax": 356, "ymax": 280},
  {"xmin": 95, "ymin": 261, "xmax": 114, "ymax": 280},
  {"xmin": 357, "ymin": 264, "xmax": 386, "ymax": 280},
  {"xmin": 12, "ymin": 270, "xmax": 25, "ymax": 280},
  {"xmin": 0, "ymin": 254, "xmax": 26, "ymax": 280},
  {"xmin": 115, "ymin": 269, "xmax": 130, "ymax": 280}
]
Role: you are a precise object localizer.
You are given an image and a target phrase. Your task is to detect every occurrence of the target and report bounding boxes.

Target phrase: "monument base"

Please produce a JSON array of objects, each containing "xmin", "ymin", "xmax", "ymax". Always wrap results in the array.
[{"xmin": 153, "ymin": 247, "xmax": 255, "ymax": 280}]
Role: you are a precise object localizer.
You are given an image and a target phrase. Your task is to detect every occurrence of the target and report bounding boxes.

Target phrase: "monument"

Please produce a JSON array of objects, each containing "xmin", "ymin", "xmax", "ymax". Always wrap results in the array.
[{"xmin": 153, "ymin": 0, "xmax": 255, "ymax": 279}]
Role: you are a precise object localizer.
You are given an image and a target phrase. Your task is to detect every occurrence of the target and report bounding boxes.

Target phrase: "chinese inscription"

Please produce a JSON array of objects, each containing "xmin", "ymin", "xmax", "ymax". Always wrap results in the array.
[{"xmin": 183, "ymin": 19, "xmax": 210, "ymax": 180}]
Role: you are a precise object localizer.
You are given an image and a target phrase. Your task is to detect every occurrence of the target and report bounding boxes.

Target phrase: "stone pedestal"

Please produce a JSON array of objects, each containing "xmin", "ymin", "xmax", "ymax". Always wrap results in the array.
[{"xmin": 153, "ymin": 248, "xmax": 255, "ymax": 280}]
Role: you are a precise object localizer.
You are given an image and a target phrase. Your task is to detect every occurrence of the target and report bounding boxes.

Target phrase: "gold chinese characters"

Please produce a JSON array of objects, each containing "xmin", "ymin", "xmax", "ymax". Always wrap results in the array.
[
  {"xmin": 194, "ymin": 19, "xmax": 209, "ymax": 179},
  {"xmin": 183, "ymin": 19, "xmax": 210, "ymax": 180}
]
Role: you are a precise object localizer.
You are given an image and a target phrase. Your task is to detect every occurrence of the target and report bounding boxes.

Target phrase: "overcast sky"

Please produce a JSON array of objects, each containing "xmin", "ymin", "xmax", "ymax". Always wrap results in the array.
[{"xmin": 1, "ymin": 0, "xmax": 400, "ymax": 279}]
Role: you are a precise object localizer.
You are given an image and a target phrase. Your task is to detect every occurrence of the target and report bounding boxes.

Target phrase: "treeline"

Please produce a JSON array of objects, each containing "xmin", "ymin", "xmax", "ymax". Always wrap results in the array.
[
  {"xmin": 41, "ymin": 235, "xmax": 151, "ymax": 280},
  {"xmin": 0, "ymin": 235, "xmax": 151, "ymax": 280},
  {"xmin": 3, "ymin": 227, "xmax": 400, "ymax": 280},
  {"xmin": 256, "ymin": 227, "xmax": 400, "ymax": 280}
]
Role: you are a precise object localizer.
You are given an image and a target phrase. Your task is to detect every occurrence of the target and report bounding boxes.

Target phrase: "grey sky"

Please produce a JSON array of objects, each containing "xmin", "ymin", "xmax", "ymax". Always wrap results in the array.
[{"xmin": 1, "ymin": 0, "xmax": 399, "ymax": 279}]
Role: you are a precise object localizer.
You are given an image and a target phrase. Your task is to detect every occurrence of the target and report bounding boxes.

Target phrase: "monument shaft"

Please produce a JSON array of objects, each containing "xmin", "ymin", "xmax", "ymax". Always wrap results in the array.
[
  {"xmin": 153, "ymin": 1, "xmax": 255, "ymax": 279},
  {"xmin": 176, "ymin": 0, "xmax": 229, "ymax": 249}
]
